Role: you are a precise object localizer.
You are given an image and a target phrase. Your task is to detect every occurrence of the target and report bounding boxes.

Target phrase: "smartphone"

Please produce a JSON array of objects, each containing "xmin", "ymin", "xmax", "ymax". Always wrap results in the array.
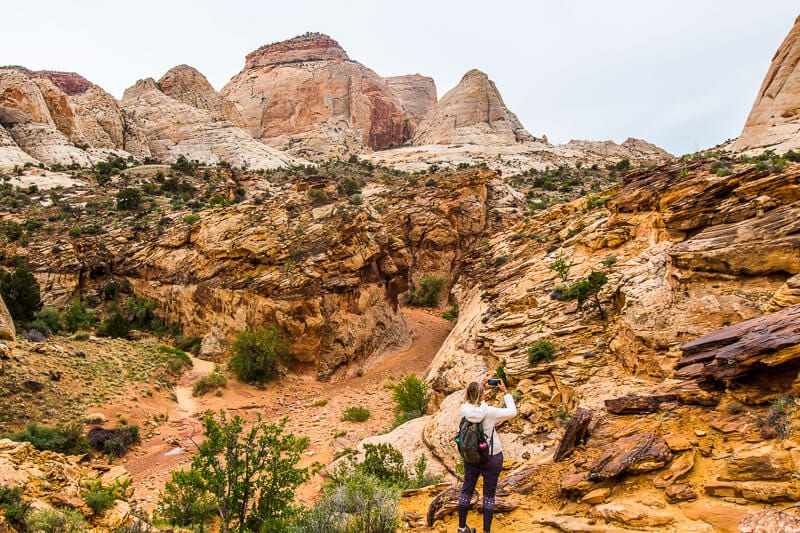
[{"xmin": 487, "ymin": 378, "xmax": 501, "ymax": 386}]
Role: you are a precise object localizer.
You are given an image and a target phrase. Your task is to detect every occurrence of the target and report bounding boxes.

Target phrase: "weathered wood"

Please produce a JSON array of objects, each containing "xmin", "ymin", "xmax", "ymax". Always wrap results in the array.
[
  {"xmin": 587, "ymin": 432, "xmax": 672, "ymax": 481},
  {"xmin": 604, "ymin": 394, "xmax": 678, "ymax": 414},
  {"xmin": 553, "ymin": 407, "xmax": 593, "ymax": 462},
  {"xmin": 426, "ymin": 484, "xmax": 519, "ymax": 526}
]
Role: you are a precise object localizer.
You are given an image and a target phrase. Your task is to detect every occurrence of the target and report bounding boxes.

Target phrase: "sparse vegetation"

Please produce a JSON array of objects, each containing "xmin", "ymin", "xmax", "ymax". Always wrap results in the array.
[
  {"xmin": 528, "ymin": 339, "xmax": 557, "ymax": 366},
  {"xmin": 229, "ymin": 324, "xmax": 291, "ymax": 384},
  {"xmin": 341, "ymin": 406, "xmax": 371, "ymax": 422},
  {"xmin": 3, "ymin": 422, "xmax": 88, "ymax": 455},
  {"xmin": 192, "ymin": 372, "xmax": 227, "ymax": 396},
  {"xmin": 408, "ymin": 275, "xmax": 444, "ymax": 307},
  {"xmin": 0, "ymin": 263, "xmax": 42, "ymax": 323}
]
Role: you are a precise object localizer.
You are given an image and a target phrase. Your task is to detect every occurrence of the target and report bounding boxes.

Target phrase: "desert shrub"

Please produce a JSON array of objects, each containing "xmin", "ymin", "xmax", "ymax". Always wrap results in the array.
[
  {"xmin": 97, "ymin": 306, "xmax": 130, "ymax": 338},
  {"xmin": 407, "ymin": 454, "xmax": 442, "ymax": 489},
  {"xmin": 170, "ymin": 155, "xmax": 197, "ymax": 176},
  {"xmin": 4, "ymin": 222, "xmax": 22, "ymax": 241},
  {"xmin": 341, "ymin": 406, "xmax": 370, "ymax": 422},
  {"xmin": 3, "ymin": 422, "xmax": 88, "ymax": 455},
  {"xmin": 157, "ymin": 345, "xmax": 192, "ymax": 373},
  {"xmin": 25, "ymin": 507, "xmax": 86, "ymax": 533},
  {"xmin": 156, "ymin": 469, "xmax": 217, "ymax": 529},
  {"xmin": 87, "ymin": 426, "xmax": 139, "ymax": 457},
  {"xmin": 528, "ymin": 339, "xmax": 557, "ymax": 366},
  {"xmin": 192, "ymin": 372, "xmax": 227, "ymax": 397},
  {"xmin": 307, "ymin": 188, "xmax": 329, "ymax": 205},
  {"xmin": 174, "ymin": 334, "xmax": 201, "ymax": 354},
  {"xmin": 391, "ymin": 375, "xmax": 430, "ymax": 427},
  {"xmin": 158, "ymin": 411, "xmax": 309, "ymax": 532},
  {"xmin": 601, "ymin": 254, "xmax": 618, "ymax": 267},
  {"xmin": 65, "ymin": 298, "xmax": 96, "ymax": 332},
  {"xmin": 357, "ymin": 443, "xmax": 408, "ymax": 488},
  {"xmin": 116, "ymin": 188, "xmax": 143, "ymax": 211},
  {"xmin": 291, "ymin": 469, "xmax": 399, "ymax": 533},
  {"xmin": 127, "ymin": 297, "xmax": 156, "ymax": 329},
  {"xmin": 763, "ymin": 395, "xmax": 796, "ymax": 439},
  {"xmin": 83, "ymin": 478, "xmax": 129, "ymax": 516},
  {"xmin": 0, "ymin": 487, "xmax": 29, "ymax": 529},
  {"xmin": 586, "ymin": 195, "xmax": 610, "ymax": 209},
  {"xmin": 183, "ymin": 213, "xmax": 200, "ymax": 224},
  {"xmin": 32, "ymin": 305, "xmax": 61, "ymax": 334},
  {"xmin": 563, "ymin": 270, "xmax": 609, "ymax": 318},
  {"xmin": 336, "ymin": 177, "xmax": 362, "ymax": 196},
  {"xmin": 548, "ymin": 255, "xmax": 573, "ymax": 283},
  {"xmin": 408, "ymin": 275, "xmax": 444, "ymax": 307},
  {"xmin": 441, "ymin": 307, "xmax": 458, "ymax": 321},
  {"xmin": 0, "ymin": 263, "xmax": 42, "ymax": 322},
  {"xmin": 229, "ymin": 324, "xmax": 290, "ymax": 384}
]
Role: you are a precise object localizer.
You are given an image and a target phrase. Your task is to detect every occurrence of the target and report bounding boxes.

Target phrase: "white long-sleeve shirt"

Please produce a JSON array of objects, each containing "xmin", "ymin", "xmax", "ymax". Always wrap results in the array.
[{"xmin": 460, "ymin": 393, "xmax": 517, "ymax": 455}]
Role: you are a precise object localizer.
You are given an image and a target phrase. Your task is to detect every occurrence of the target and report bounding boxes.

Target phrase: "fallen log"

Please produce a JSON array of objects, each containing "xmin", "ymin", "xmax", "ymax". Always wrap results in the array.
[{"xmin": 553, "ymin": 407, "xmax": 593, "ymax": 462}]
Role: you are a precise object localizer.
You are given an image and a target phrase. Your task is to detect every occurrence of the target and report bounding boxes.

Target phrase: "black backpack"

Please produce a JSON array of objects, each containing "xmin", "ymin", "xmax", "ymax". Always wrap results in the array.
[{"xmin": 455, "ymin": 417, "xmax": 493, "ymax": 465}]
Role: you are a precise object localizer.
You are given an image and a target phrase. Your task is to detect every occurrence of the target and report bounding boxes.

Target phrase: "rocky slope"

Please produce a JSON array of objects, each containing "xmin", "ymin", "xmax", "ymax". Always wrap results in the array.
[
  {"xmin": 383, "ymin": 152, "xmax": 800, "ymax": 531},
  {"xmin": 221, "ymin": 33, "xmax": 414, "ymax": 159},
  {"xmin": 0, "ymin": 67, "xmax": 144, "ymax": 166},
  {"xmin": 732, "ymin": 15, "xmax": 800, "ymax": 153},
  {"xmin": 120, "ymin": 72, "xmax": 300, "ymax": 169},
  {"xmin": 385, "ymin": 74, "xmax": 438, "ymax": 125}
]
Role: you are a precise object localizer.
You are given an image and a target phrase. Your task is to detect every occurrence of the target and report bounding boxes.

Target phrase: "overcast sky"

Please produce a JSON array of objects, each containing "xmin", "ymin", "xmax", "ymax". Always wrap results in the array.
[{"xmin": 2, "ymin": 1, "xmax": 797, "ymax": 155}]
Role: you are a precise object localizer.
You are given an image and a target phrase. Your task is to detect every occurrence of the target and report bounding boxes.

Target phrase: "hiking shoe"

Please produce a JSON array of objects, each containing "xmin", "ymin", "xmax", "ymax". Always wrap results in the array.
[{"xmin": 457, "ymin": 528, "xmax": 476, "ymax": 533}]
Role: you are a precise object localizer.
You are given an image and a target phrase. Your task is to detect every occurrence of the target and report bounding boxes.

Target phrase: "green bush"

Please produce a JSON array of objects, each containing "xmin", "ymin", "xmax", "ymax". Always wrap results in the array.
[
  {"xmin": 97, "ymin": 306, "xmax": 130, "ymax": 338},
  {"xmin": 25, "ymin": 507, "xmax": 86, "ymax": 533},
  {"xmin": 391, "ymin": 375, "xmax": 430, "ymax": 427},
  {"xmin": 4, "ymin": 222, "xmax": 22, "ymax": 241},
  {"xmin": 116, "ymin": 188, "xmax": 143, "ymax": 211},
  {"xmin": 158, "ymin": 412, "xmax": 309, "ymax": 532},
  {"xmin": 3, "ymin": 422, "xmax": 88, "ymax": 455},
  {"xmin": 229, "ymin": 324, "xmax": 290, "ymax": 384},
  {"xmin": 563, "ymin": 271, "xmax": 609, "ymax": 318},
  {"xmin": 548, "ymin": 255, "xmax": 573, "ymax": 282},
  {"xmin": 0, "ymin": 263, "xmax": 42, "ymax": 322},
  {"xmin": 441, "ymin": 307, "xmax": 458, "ymax": 321},
  {"xmin": 307, "ymin": 188, "xmax": 329, "ymax": 205},
  {"xmin": 85, "ymin": 489, "xmax": 114, "ymax": 515},
  {"xmin": 341, "ymin": 406, "xmax": 370, "ymax": 422},
  {"xmin": 407, "ymin": 454, "xmax": 443, "ymax": 489},
  {"xmin": 33, "ymin": 305, "xmax": 61, "ymax": 334},
  {"xmin": 336, "ymin": 177, "xmax": 362, "ymax": 196},
  {"xmin": 358, "ymin": 443, "xmax": 408, "ymax": 487},
  {"xmin": 528, "ymin": 339, "xmax": 557, "ymax": 366},
  {"xmin": 192, "ymin": 373, "xmax": 227, "ymax": 397},
  {"xmin": 183, "ymin": 213, "xmax": 200, "ymax": 225},
  {"xmin": 65, "ymin": 298, "xmax": 96, "ymax": 332},
  {"xmin": 157, "ymin": 469, "xmax": 217, "ymax": 529},
  {"xmin": 408, "ymin": 275, "xmax": 444, "ymax": 307},
  {"xmin": 291, "ymin": 470, "xmax": 399, "ymax": 532},
  {"xmin": 170, "ymin": 155, "xmax": 197, "ymax": 176},
  {"xmin": 0, "ymin": 487, "xmax": 28, "ymax": 529},
  {"xmin": 174, "ymin": 334, "xmax": 202, "ymax": 354}
]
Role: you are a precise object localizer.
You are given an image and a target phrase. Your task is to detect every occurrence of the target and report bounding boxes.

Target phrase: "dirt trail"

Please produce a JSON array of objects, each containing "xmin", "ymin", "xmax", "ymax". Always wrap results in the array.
[{"xmin": 124, "ymin": 308, "xmax": 453, "ymax": 510}]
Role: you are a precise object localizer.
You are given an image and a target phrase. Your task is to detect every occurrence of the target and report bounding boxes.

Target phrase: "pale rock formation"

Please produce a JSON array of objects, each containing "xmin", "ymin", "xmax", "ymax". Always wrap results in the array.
[
  {"xmin": 0, "ymin": 123, "xmax": 37, "ymax": 167},
  {"xmin": 732, "ymin": 16, "xmax": 800, "ymax": 153},
  {"xmin": 566, "ymin": 138, "xmax": 671, "ymax": 161},
  {"xmin": 120, "ymin": 77, "xmax": 300, "ymax": 169},
  {"xmin": 0, "ymin": 294, "xmax": 15, "ymax": 340},
  {"xmin": 412, "ymin": 69, "xmax": 535, "ymax": 146},
  {"xmin": 221, "ymin": 33, "xmax": 412, "ymax": 158},
  {"xmin": 385, "ymin": 74, "xmax": 437, "ymax": 123},
  {"xmin": 0, "ymin": 67, "xmax": 136, "ymax": 165},
  {"xmin": 158, "ymin": 64, "xmax": 245, "ymax": 127}
]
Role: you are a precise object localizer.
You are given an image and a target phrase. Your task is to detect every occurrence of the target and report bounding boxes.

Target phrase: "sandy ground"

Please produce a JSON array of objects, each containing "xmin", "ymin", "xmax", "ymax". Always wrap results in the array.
[{"xmin": 119, "ymin": 308, "xmax": 453, "ymax": 511}]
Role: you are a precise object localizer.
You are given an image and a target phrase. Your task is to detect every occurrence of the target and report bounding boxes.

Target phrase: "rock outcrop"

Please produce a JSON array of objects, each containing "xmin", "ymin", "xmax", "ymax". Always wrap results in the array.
[
  {"xmin": 385, "ymin": 74, "xmax": 437, "ymax": 124},
  {"xmin": 221, "ymin": 33, "xmax": 412, "ymax": 158},
  {"xmin": 732, "ymin": 16, "xmax": 800, "ymax": 153},
  {"xmin": 412, "ymin": 69, "xmax": 535, "ymax": 146},
  {"xmin": 157, "ymin": 64, "xmax": 245, "ymax": 127},
  {"xmin": 0, "ymin": 439, "xmax": 135, "ymax": 531},
  {"xmin": 120, "ymin": 75, "xmax": 299, "ymax": 169},
  {"xmin": 0, "ymin": 66, "xmax": 141, "ymax": 165}
]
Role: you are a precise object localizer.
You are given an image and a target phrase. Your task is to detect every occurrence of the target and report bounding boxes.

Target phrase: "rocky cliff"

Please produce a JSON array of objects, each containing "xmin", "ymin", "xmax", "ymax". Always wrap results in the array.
[
  {"xmin": 732, "ymin": 16, "xmax": 800, "ymax": 153},
  {"xmin": 413, "ymin": 69, "xmax": 535, "ymax": 146},
  {"xmin": 385, "ymin": 74, "xmax": 437, "ymax": 124},
  {"xmin": 221, "ymin": 33, "xmax": 413, "ymax": 159},
  {"xmin": 120, "ymin": 75, "xmax": 300, "ymax": 169}
]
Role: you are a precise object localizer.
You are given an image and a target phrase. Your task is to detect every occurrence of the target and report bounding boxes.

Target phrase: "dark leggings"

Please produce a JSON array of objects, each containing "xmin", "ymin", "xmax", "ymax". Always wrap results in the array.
[{"xmin": 458, "ymin": 452, "xmax": 503, "ymax": 532}]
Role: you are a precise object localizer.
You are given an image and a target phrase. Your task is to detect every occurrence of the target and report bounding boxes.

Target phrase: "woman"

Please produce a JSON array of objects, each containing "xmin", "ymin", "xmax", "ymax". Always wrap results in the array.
[{"xmin": 458, "ymin": 378, "xmax": 517, "ymax": 533}]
